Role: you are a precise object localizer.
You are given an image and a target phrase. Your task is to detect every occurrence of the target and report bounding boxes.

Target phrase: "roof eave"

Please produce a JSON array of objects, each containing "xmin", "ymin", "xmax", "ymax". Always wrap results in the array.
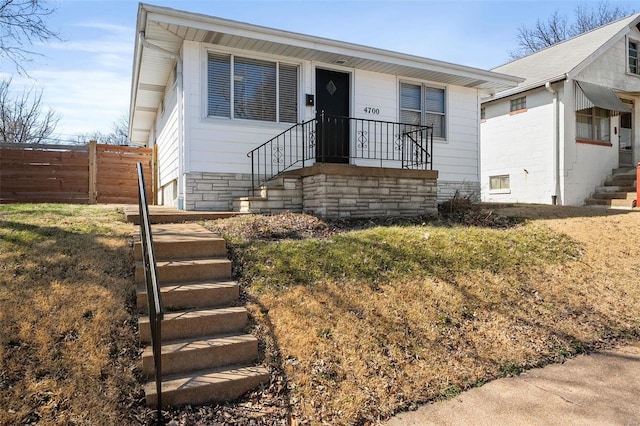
[{"xmin": 482, "ymin": 74, "xmax": 568, "ymax": 103}]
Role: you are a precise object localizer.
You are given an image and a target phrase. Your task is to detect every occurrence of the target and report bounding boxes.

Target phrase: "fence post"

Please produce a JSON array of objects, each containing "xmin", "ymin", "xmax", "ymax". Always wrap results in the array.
[{"xmin": 88, "ymin": 140, "xmax": 97, "ymax": 204}]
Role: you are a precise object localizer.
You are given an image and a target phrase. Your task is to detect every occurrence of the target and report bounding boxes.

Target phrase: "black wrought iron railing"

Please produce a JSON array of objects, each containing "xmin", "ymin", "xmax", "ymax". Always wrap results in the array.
[
  {"xmin": 136, "ymin": 162, "xmax": 164, "ymax": 420},
  {"xmin": 247, "ymin": 112, "xmax": 433, "ymax": 194}
]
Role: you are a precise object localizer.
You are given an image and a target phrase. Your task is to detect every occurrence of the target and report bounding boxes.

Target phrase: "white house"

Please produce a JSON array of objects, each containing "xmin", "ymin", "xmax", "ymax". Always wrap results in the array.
[
  {"xmin": 481, "ymin": 14, "xmax": 640, "ymax": 207},
  {"xmin": 129, "ymin": 3, "xmax": 520, "ymax": 216}
]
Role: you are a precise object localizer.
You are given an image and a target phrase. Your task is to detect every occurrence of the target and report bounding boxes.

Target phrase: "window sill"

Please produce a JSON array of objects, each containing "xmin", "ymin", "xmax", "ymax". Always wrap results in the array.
[
  {"xmin": 576, "ymin": 139, "xmax": 612, "ymax": 147},
  {"xmin": 509, "ymin": 108, "xmax": 527, "ymax": 115},
  {"xmin": 625, "ymin": 72, "xmax": 640, "ymax": 79},
  {"xmin": 489, "ymin": 189, "xmax": 511, "ymax": 194}
]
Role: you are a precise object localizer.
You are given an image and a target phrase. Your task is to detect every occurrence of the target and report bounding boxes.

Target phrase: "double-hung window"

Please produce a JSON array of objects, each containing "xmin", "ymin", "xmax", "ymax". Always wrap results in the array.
[
  {"xmin": 400, "ymin": 82, "xmax": 446, "ymax": 138},
  {"xmin": 576, "ymin": 107, "xmax": 610, "ymax": 142},
  {"xmin": 629, "ymin": 40, "xmax": 639, "ymax": 75},
  {"xmin": 207, "ymin": 52, "xmax": 298, "ymax": 123}
]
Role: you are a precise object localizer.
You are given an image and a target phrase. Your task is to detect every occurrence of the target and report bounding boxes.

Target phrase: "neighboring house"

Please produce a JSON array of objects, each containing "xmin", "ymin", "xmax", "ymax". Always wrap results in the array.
[
  {"xmin": 129, "ymin": 3, "xmax": 520, "ymax": 216},
  {"xmin": 481, "ymin": 14, "xmax": 640, "ymax": 207}
]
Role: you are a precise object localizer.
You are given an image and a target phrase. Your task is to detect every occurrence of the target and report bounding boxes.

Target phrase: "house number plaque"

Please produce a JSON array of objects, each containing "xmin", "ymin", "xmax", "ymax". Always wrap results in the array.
[{"xmin": 363, "ymin": 107, "xmax": 380, "ymax": 115}]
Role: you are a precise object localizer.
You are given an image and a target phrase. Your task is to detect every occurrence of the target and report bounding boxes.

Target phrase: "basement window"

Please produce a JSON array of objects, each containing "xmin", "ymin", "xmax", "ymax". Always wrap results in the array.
[{"xmin": 489, "ymin": 175, "xmax": 510, "ymax": 193}]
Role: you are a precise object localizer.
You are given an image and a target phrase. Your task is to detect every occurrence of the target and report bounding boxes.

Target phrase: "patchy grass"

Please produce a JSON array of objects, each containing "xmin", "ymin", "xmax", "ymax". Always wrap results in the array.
[
  {"xmin": 0, "ymin": 204, "xmax": 139, "ymax": 425},
  {"xmin": 205, "ymin": 211, "xmax": 640, "ymax": 425}
]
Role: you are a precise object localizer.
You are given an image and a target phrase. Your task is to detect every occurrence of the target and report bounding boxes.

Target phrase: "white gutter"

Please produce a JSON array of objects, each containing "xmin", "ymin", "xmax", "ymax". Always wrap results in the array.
[
  {"xmin": 545, "ymin": 81, "xmax": 560, "ymax": 205},
  {"xmin": 138, "ymin": 32, "xmax": 185, "ymax": 210}
]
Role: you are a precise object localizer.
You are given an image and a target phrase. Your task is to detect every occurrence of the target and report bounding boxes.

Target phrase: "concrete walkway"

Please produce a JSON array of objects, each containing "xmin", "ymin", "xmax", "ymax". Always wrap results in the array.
[{"xmin": 386, "ymin": 343, "xmax": 640, "ymax": 425}]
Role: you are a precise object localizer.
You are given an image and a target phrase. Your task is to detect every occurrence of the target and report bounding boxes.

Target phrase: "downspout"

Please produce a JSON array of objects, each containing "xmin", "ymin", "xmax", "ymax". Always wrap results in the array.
[
  {"xmin": 138, "ymin": 32, "xmax": 185, "ymax": 210},
  {"xmin": 545, "ymin": 81, "xmax": 559, "ymax": 205}
]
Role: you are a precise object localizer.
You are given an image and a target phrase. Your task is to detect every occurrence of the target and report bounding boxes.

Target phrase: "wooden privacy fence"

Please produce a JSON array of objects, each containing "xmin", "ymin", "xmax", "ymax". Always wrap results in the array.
[{"xmin": 0, "ymin": 142, "xmax": 155, "ymax": 204}]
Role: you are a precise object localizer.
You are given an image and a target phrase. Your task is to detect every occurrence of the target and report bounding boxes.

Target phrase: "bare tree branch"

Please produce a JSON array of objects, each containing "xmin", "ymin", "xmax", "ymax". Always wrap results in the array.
[
  {"xmin": 0, "ymin": 0, "xmax": 59, "ymax": 74},
  {"xmin": 74, "ymin": 113, "xmax": 130, "ymax": 146},
  {"xmin": 0, "ymin": 79, "xmax": 59, "ymax": 144},
  {"xmin": 509, "ymin": 1, "xmax": 634, "ymax": 60}
]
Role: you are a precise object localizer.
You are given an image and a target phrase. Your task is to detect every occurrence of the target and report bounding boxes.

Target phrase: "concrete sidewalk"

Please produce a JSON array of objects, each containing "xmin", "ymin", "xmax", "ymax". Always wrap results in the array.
[{"xmin": 386, "ymin": 343, "xmax": 640, "ymax": 425}]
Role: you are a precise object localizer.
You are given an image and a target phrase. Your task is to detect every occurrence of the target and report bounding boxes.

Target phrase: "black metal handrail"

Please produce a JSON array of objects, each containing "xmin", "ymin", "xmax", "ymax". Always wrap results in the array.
[
  {"xmin": 247, "ymin": 112, "xmax": 433, "ymax": 193},
  {"xmin": 136, "ymin": 162, "xmax": 164, "ymax": 421}
]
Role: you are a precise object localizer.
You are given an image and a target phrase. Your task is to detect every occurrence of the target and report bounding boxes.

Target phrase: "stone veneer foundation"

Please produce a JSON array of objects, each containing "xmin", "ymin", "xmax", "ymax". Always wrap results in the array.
[
  {"xmin": 184, "ymin": 166, "xmax": 478, "ymax": 217},
  {"xmin": 185, "ymin": 172, "xmax": 253, "ymax": 211},
  {"xmin": 234, "ymin": 164, "xmax": 439, "ymax": 218}
]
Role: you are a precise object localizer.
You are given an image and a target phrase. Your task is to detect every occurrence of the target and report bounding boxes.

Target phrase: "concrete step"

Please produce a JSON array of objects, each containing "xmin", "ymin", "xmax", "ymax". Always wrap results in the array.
[
  {"xmin": 585, "ymin": 197, "xmax": 636, "ymax": 208},
  {"xmin": 137, "ymin": 280, "xmax": 239, "ymax": 312},
  {"xmin": 134, "ymin": 223, "xmax": 227, "ymax": 261},
  {"xmin": 139, "ymin": 306, "xmax": 248, "ymax": 343},
  {"xmin": 592, "ymin": 191, "xmax": 635, "ymax": 200},
  {"xmin": 135, "ymin": 258, "xmax": 232, "ymax": 284},
  {"xmin": 594, "ymin": 185, "xmax": 636, "ymax": 193},
  {"xmin": 142, "ymin": 333, "xmax": 259, "ymax": 378},
  {"xmin": 612, "ymin": 167, "xmax": 636, "ymax": 176},
  {"xmin": 144, "ymin": 365, "xmax": 270, "ymax": 408}
]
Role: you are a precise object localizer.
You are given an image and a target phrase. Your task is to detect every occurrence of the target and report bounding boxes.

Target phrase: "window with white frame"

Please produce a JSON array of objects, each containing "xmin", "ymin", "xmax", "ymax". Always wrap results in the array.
[
  {"xmin": 207, "ymin": 52, "xmax": 298, "ymax": 123},
  {"xmin": 576, "ymin": 107, "xmax": 610, "ymax": 142},
  {"xmin": 400, "ymin": 82, "xmax": 446, "ymax": 138},
  {"xmin": 510, "ymin": 96, "xmax": 526, "ymax": 112},
  {"xmin": 489, "ymin": 175, "xmax": 510, "ymax": 190},
  {"xmin": 629, "ymin": 40, "xmax": 639, "ymax": 75}
]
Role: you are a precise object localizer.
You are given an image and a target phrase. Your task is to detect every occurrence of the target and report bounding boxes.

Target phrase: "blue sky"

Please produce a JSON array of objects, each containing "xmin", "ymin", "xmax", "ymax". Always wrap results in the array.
[{"xmin": 0, "ymin": 0, "xmax": 636, "ymax": 141}]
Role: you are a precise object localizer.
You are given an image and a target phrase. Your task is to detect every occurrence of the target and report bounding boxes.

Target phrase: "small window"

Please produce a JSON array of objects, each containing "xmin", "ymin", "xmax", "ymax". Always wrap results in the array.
[
  {"xmin": 576, "ymin": 107, "xmax": 610, "ymax": 143},
  {"xmin": 480, "ymin": 106, "xmax": 486, "ymax": 120},
  {"xmin": 629, "ymin": 40, "xmax": 639, "ymax": 75},
  {"xmin": 490, "ymin": 175, "xmax": 510, "ymax": 190},
  {"xmin": 510, "ymin": 97, "xmax": 526, "ymax": 112}
]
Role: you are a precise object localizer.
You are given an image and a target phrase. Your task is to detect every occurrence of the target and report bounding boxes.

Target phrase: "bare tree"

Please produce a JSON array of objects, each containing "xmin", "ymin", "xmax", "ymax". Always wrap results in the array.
[
  {"xmin": 0, "ymin": 0, "xmax": 59, "ymax": 73},
  {"xmin": 74, "ymin": 113, "xmax": 130, "ymax": 146},
  {"xmin": 0, "ymin": 79, "xmax": 59, "ymax": 144},
  {"xmin": 510, "ymin": 1, "xmax": 634, "ymax": 59}
]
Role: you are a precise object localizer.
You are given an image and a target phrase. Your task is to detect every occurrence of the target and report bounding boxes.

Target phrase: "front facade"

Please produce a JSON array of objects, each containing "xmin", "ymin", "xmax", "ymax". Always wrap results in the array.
[
  {"xmin": 130, "ymin": 4, "xmax": 520, "ymax": 215},
  {"xmin": 481, "ymin": 14, "xmax": 640, "ymax": 206}
]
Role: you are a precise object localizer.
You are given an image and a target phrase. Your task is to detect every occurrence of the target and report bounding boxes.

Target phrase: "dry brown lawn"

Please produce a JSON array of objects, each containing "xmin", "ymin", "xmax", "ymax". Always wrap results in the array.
[
  {"xmin": 2, "ymin": 203, "xmax": 640, "ymax": 425},
  {"xmin": 0, "ymin": 204, "xmax": 140, "ymax": 425},
  {"xmin": 208, "ymin": 206, "xmax": 640, "ymax": 425}
]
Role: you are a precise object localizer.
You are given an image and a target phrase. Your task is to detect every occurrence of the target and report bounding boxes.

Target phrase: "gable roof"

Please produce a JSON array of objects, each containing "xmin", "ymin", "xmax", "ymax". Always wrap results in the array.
[
  {"xmin": 129, "ymin": 3, "xmax": 522, "ymax": 146},
  {"xmin": 487, "ymin": 13, "xmax": 640, "ymax": 101}
]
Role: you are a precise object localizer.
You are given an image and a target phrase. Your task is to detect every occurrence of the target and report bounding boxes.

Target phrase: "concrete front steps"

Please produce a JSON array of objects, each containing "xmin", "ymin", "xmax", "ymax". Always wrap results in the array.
[
  {"xmin": 234, "ymin": 176, "xmax": 302, "ymax": 214},
  {"xmin": 585, "ymin": 167, "xmax": 637, "ymax": 208},
  {"xmin": 134, "ymin": 222, "xmax": 268, "ymax": 408}
]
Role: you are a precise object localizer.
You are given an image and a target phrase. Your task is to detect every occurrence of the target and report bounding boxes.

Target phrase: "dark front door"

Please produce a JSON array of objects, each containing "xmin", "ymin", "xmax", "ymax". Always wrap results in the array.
[{"xmin": 316, "ymin": 69, "xmax": 350, "ymax": 163}]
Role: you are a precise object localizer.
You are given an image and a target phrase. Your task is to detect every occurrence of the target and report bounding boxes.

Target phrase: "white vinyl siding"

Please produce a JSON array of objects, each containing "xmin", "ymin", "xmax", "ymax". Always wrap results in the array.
[
  {"xmin": 207, "ymin": 52, "xmax": 298, "ymax": 123},
  {"xmin": 399, "ymin": 82, "xmax": 446, "ymax": 138}
]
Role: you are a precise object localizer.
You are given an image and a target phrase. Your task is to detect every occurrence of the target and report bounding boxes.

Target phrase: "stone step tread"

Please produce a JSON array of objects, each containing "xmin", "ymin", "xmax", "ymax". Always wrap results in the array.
[
  {"xmin": 138, "ymin": 306, "xmax": 248, "ymax": 343},
  {"xmin": 144, "ymin": 365, "xmax": 270, "ymax": 407},
  {"xmin": 137, "ymin": 280, "xmax": 238, "ymax": 295},
  {"xmin": 136, "ymin": 280, "xmax": 239, "ymax": 311},
  {"xmin": 142, "ymin": 333, "xmax": 257, "ymax": 358},
  {"xmin": 139, "ymin": 306, "xmax": 247, "ymax": 325}
]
